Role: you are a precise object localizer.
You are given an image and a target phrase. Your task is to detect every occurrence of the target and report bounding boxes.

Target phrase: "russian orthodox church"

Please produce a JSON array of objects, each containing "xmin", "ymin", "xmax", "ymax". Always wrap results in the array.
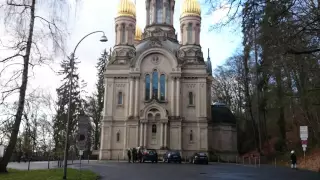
[{"xmin": 99, "ymin": 0, "xmax": 238, "ymax": 160}]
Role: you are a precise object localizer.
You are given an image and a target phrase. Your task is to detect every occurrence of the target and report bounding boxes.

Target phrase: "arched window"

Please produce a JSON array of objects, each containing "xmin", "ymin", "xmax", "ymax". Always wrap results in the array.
[
  {"xmin": 187, "ymin": 23, "xmax": 192, "ymax": 44},
  {"xmin": 121, "ymin": 24, "xmax": 126, "ymax": 44},
  {"xmin": 189, "ymin": 92, "xmax": 194, "ymax": 105},
  {"xmin": 152, "ymin": 124, "xmax": 157, "ymax": 133},
  {"xmin": 156, "ymin": 0, "xmax": 163, "ymax": 23},
  {"xmin": 118, "ymin": 92, "xmax": 123, "ymax": 105},
  {"xmin": 152, "ymin": 70, "xmax": 158, "ymax": 99},
  {"xmin": 189, "ymin": 130, "xmax": 193, "ymax": 141},
  {"xmin": 165, "ymin": 0, "xmax": 171, "ymax": 24},
  {"xmin": 160, "ymin": 74, "xmax": 165, "ymax": 101},
  {"xmin": 116, "ymin": 131, "xmax": 120, "ymax": 142},
  {"xmin": 145, "ymin": 74, "xmax": 150, "ymax": 100}
]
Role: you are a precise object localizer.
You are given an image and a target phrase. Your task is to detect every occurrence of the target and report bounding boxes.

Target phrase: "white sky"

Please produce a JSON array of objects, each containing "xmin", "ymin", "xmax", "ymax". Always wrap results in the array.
[{"xmin": 0, "ymin": 0, "xmax": 242, "ymax": 102}]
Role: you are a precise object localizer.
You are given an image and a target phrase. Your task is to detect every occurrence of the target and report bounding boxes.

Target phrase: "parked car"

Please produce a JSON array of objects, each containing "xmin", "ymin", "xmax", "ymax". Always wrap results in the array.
[
  {"xmin": 189, "ymin": 152, "xmax": 208, "ymax": 164},
  {"xmin": 141, "ymin": 149, "xmax": 158, "ymax": 163},
  {"xmin": 163, "ymin": 151, "xmax": 182, "ymax": 163}
]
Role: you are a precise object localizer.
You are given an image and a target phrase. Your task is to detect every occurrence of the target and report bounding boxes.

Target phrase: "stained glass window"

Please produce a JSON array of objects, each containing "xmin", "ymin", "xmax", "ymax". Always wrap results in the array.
[
  {"xmin": 160, "ymin": 74, "xmax": 165, "ymax": 101},
  {"xmin": 145, "ymin": 74, "xmax": 150, "ymax": 100},
  {"xmin": 156, "ymin": 0, "xmax": 163, "ymax": 23},
  {"xmin": 152, "ymin": 70, "xmax": 158, "ymax": 98},
  {"xmin": 165, "ymin": 0, "xmax": 171, "ymax": 24}
]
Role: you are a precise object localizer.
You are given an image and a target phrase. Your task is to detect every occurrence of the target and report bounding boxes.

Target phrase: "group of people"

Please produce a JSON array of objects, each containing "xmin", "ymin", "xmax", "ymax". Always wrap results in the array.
[{"xmin": 127, "ymin": 148, "xmax": 143, "ymax": 163}]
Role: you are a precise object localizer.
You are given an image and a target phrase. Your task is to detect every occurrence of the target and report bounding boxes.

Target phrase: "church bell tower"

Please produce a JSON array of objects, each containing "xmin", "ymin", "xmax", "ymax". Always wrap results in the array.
[
  {"xmin": 113, "ymin": 0, "xmax": 137, "ymax": 64},
  {"xmin": 143, "ymin": 0, "xmax": 177, "ymax": 40}
]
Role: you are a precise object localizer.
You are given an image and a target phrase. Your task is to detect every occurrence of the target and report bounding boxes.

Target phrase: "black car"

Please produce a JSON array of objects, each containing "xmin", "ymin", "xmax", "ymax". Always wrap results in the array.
[
  {"xmin": 141, "ymin": 149, "xmax": 158, "ymax": 163},
  {"xmin": 189, "ymin": 152, "xmax": 208, "ymax": 164},
  {"xmin": 163, "ymin": 151, "xmax": 182, "ymax": 163}
]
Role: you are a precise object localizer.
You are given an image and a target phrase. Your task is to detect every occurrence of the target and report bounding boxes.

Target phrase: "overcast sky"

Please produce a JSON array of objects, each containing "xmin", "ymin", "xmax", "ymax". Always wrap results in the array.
[{"xmin": 0, "ymin": 0, "xmax": 242, "ymax": 102}]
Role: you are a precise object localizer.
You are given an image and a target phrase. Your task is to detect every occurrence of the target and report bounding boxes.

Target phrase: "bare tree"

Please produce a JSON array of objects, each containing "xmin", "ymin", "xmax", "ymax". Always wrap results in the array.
[{"xmin": 0, "ymin": 0, "xmax": 79, "ymax": 172}]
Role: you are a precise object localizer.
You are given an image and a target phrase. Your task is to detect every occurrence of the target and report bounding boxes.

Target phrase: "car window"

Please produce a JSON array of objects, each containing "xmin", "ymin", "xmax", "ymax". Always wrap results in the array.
[{"xmin": 170, "ymin": 151, "xmax": 180, "ymax": 155}]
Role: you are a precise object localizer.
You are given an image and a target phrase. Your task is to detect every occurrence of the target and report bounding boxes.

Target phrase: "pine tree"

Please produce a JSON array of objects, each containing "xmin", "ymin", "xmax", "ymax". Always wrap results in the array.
[
  {"xmin": 53, "ymin": 56, "xmax": 82, "ymax": 156},
  {"xmin": 86, "ymin": 49, "xmax": 110, "ymax": 150}
]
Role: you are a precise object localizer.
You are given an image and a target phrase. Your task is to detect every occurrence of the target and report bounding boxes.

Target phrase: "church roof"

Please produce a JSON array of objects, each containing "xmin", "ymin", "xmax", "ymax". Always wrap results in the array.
[
  {"xmin": 117, "ymin": 0, "xmax": 136, "ymax": 18},
  {"xmin": 211, "ymin": 103, "xmax": 237, "ymax": 125},
  {"xmin": 181, "ymin": 0, "xmax": 201, "ymax": 18}
]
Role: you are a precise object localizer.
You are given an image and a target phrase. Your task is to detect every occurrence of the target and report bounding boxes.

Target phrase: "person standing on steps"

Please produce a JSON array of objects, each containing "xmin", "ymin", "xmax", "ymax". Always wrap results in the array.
[{"xmin": 290, "ymin": 150, "xmax": 297, "ymax": 169}]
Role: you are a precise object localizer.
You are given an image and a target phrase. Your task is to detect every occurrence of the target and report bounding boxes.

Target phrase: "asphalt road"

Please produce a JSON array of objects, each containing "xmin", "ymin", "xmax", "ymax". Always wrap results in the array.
[
  {"xmin": 70, "ymin": 161, "xmax": 320, "ymax": 180},
  {"xmin": 7, "ymin": 161, "xmax": 320, "ymax": 180}
]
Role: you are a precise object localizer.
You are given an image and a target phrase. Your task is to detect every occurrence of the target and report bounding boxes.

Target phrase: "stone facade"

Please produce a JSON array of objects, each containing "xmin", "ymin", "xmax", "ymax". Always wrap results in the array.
[{"xmin": 99, "ymin": 0, "xmax": 238, "ymax": 160}]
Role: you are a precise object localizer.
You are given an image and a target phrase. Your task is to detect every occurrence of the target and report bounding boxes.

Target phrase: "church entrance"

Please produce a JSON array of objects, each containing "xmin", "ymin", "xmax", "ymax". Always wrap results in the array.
[{"xmin": 139, "ymin": 103, "xmax": 169, "ymax": 150}]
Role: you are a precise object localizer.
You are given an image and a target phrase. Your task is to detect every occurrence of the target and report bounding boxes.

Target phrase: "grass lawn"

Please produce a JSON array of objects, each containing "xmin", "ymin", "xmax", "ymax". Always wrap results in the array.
[{"xmin": 0, "ymin": 168, "xmax": 99, "ymax": 180}]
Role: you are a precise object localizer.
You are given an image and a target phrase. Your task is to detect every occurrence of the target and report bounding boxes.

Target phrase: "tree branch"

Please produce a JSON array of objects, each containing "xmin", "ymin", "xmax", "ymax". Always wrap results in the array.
[{"xmin": 287, "ymin": 48, "xmax": 320, "ymax": 55}]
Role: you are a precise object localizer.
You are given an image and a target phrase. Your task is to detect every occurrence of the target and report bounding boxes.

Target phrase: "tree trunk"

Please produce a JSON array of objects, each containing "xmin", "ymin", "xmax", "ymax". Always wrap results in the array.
[
  {"xmin": 275, "ymin": 68, "xmax": 286, "ymax": 143},
  {"xmin": 0, "ymin": 0, "xmax": 36, "ymax": 173},
  {"xmin": 243, "ymin": 44, "xmax": 258, "ymax": 150},
  {"xmin": 94, "ymin": 122, "xmax": 99, "ymax": 150}
]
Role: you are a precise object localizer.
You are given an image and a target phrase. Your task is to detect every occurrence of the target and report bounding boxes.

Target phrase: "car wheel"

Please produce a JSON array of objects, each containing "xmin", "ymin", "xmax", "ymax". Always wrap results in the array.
[
  {"xmin": 155, "ymin": 160, "xmax": 158, "ymax": 163},
  {"xmin": 205, "ymin": 161, "xmax": 208, "ymax": 165},
  {"xmin": 167, "ymin": 160, "xmax": 170, "ymax": 163},
  {"xmin": 179, "ymin": 161, "xmax": 182, "ymax": 164}
]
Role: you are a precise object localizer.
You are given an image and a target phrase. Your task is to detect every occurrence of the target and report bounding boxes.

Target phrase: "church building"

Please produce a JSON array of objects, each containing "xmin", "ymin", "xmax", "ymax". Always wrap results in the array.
[{"xmin": 99, "ymin": 0, "xmax": 238, "ymax": 160}]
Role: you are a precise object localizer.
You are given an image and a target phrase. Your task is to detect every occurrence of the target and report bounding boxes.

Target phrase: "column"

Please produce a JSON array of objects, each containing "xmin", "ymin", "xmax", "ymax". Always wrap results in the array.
[
  {"xmin": 103, "ymin": 84, "xmax": 108, "ymax": 116},
  {"xmin": 160, "ymin": 123, "xmax": 163, "ymax": 147},
  {"xmin": 134, "ymin": 77, "xmax": 139, "ymax": 117},
  {"xmin": 129, "ymin": 77, "xmax": 134, "ymax": 116},
  {"xmin": 140, "ymin": 123, "xmax": 143, "ymax": 146},
  {"xmin": 171, "ymin": 77, "xmax": 175, "ymax": 116},
  {"xmin": 176, "ymin": 77, "xmax": 180, "ymax": 116},
  {"xmin": 164, "ymin": 123, "xmax": 167, "ymax": 148},
  {"xmin": 123, "ymin": 123, "xmax": 127, "ymax": 156},
  {"xmin": 143, "ymin": 123, "xmax": 147, "ymax": 147}
]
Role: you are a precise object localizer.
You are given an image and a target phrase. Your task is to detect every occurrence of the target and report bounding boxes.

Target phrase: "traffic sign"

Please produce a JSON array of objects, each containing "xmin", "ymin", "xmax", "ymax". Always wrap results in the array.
[
  {"xmin": 300, "ymin": 126, "xmax": 308, "ymax": 140},
  {"xmin": 301, "ymin": 140, "xmax": 308, "ymax": 145},
  {"xmin": 77, "ymin": 115, "xmax": 90, "ymax": 150}
]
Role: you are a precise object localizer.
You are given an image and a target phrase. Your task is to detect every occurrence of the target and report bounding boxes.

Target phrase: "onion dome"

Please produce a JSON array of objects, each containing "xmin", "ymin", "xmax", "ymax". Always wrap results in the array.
[
  {"xmin": 117, "ymin": 0, "xmax": 136, "ymax": 18},
  {"xmin": 135, "ymin": 25, "xmax": 142, "ymax": 41},
  {"xmin": 181, "ymin": 0, "xmax": 201, "ymax": 18}
]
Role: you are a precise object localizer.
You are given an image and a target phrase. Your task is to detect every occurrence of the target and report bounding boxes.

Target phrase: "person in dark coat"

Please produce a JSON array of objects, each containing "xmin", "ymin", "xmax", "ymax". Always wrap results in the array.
[
  {"xmin": 127, "ymin": 149, "xmax": 131, "ymax": 163},
  {"xmin": 132, "ymin": 148, "xmax": 137, "ymax": 163},
  {"xmin": 137, "ymin": 149, "xmax": 142, "ymax": 163},
  {"xmin": 290, "ymin": 150, "xmax": 297, "ymax": 169}
]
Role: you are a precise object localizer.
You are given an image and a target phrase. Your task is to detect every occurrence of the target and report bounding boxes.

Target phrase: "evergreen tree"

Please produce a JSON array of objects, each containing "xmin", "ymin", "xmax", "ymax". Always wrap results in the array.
[
  {"xmin": 86, "ymin": 49, "xmax": 110, "ymax": 150},
  {"xmin": 53, "ymin": 56, "xmax": 82, "ymax": 156}
]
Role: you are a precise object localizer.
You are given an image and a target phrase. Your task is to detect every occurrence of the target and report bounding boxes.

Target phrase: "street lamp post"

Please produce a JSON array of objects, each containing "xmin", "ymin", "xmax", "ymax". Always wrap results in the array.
[{"xmin": 63, "ymin": 31, "xmax": 108, "ymax": 180}]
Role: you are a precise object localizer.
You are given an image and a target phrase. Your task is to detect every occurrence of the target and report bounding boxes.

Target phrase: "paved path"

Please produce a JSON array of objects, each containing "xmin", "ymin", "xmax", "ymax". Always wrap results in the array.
[{"xmin": 69, "ymin": 161, "xmax": 320, "ymax": 180}]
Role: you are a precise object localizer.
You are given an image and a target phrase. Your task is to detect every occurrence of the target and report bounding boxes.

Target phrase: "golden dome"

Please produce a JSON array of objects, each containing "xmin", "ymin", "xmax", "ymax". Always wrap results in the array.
[
  {"xmin": 135, "ymin": 25, "xmax": 142, "ymax": 41},
  {"xmin": 117, "ymin": 0, "xmax": 136, "ymax": 18},
  {"xmin": 181, "ymin": 0, "xmax": 201, "ymax": 18}
]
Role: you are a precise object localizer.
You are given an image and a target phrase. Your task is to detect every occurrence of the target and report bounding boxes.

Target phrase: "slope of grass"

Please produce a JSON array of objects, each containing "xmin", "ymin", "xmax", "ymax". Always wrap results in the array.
[{"xmin": 0, "ymin": 168, "xmax": 99, "ymax": 180}]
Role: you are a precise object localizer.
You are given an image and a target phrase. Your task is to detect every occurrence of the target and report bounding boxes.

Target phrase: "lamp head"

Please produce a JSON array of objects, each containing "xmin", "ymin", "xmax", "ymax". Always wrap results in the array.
[{"xmin": 100, "ymin": 35, "xmax": 108, "ymax": 42}]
